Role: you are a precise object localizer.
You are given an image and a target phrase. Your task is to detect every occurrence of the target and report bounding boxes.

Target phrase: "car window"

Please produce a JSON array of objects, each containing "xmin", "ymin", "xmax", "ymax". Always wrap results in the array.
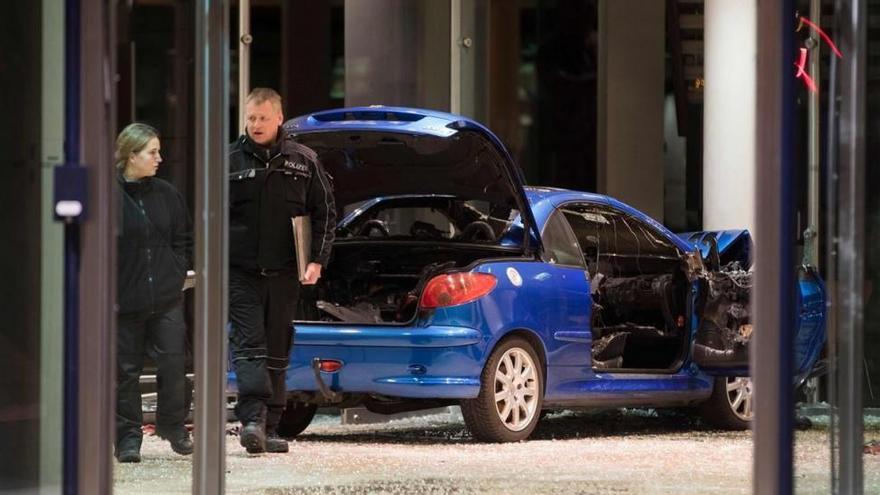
[
  {"xmin": 561, "ymin": 205, "xmax": 608, "ymax": 275},
  {"xmin": 562, "ymin": 202, "xmax": 681, "ymax": 277},
  {"xmin": 541, "ymin": 210, "xmax": 586, "ymax": 268},
  {"xmin": 339, "ymin": 196, "xmax": 520, "ymax": 245},
  {"xmin": 375, "ymin": 206, "xmax": 456, "ymax": 238},
  {"xmin": 628, "ymin": 219, "xmax": 680, "ymax": 258}
]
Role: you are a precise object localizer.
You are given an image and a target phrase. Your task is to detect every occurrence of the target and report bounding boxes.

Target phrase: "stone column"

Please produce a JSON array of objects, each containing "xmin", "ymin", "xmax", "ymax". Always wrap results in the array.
[
  {"xmin": 702, "ymin": 0, "xmax": 756, "ymax": 233},
  {"xmin": 344, "ymin": 0, "xmax": 449, "ymax": 111},
  {"xmin": 597, "ymin": 0, "xmax": 665, "ymax": 220}
]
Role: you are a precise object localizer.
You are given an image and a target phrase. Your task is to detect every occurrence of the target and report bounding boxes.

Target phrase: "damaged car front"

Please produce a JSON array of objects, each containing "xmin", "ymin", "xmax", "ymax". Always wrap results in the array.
[{"xmin": 681, "ymin": 230, "xmax": 826, "ymax": 427}]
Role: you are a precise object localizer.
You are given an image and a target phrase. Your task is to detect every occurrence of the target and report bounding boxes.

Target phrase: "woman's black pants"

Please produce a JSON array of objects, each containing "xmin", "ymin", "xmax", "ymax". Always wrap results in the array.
[{"xmin": 116, "ymin": 303, "xmax": 189, "ymax": 450}]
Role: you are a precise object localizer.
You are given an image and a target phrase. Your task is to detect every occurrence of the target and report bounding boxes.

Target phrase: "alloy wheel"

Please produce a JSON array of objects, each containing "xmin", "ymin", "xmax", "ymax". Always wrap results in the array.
[
  {"xmin": 726, "ymin": 376, "xmax": 754, "ymax": 421},
  {"xmin": 493, "ymin": 347, "xmax": 540, "ymax": 432}
]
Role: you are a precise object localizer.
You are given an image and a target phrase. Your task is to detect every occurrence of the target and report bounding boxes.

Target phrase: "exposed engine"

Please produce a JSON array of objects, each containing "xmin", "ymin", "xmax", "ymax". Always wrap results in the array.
[
  {"xmin": 692, "ymin": 262, "xmax": 753, "ymax": 368},
  {"xmin": 588, "ymin": 260, "xmax": 752, "ymax": 371}
]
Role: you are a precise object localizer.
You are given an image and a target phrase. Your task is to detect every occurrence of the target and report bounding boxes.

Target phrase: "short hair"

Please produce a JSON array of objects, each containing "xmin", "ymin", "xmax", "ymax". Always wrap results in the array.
[
  {"xmin": 245, "ymin": 87, "xmax": 283, "ymax": 114},
  {"xmin": 115, "ymin": 123, "xmax": 159, "ymax": 171}
]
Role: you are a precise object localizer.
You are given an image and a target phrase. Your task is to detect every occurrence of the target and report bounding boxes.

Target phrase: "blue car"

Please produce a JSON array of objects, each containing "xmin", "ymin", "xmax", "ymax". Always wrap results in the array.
[{"xmin": 245, "ymin": 107, "xmax": 826, "ymax": 442}]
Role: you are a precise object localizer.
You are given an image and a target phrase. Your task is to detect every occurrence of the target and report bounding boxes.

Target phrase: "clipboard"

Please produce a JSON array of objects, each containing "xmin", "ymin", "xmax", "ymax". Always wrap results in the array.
[{"xmin": 292, "ymin": 216, "xmax": 311, "ymax": 281}]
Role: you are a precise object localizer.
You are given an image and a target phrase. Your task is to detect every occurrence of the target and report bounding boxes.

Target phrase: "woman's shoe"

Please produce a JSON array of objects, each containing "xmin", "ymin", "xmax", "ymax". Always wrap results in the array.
[
  {"xmin": 158, "ymin": 427, "xmax": 194, "ymax": 455},
  {"xmin": 168, "ymin": 432, "xmax": 193, "ymax": 455},
  {"xmin": 116, "ymin": 449, "xmax": 141, "ymax": 463}
]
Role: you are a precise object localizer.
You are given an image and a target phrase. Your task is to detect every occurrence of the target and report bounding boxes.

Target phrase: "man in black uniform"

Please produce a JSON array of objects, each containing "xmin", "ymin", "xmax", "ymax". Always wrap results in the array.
[{"xmin": 229, "ymin": 88, "xmax": 335, "ymax": 454}]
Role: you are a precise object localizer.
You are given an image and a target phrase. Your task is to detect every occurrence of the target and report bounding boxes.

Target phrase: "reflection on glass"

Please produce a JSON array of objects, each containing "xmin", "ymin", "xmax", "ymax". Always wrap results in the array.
[
  {"xmin": 506, "ymin": 0, "xmax": 598, "ymax": 192},
  {"xmin": 114, "ymin": 124, "xmax": 194, "ymax": 466},
  {"xmin": 865, "ymin": 2, "xmax": 880, "ymax": 493},
  {"xmin": 114, "ymin": 1, "xmax": 197, "ymax": 490}
]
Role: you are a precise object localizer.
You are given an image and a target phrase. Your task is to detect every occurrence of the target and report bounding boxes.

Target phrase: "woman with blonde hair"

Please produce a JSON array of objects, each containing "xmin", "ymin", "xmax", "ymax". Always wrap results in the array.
[{"xmin": 114, "ymin": 123, "xmax": 193, "ymax": 462}]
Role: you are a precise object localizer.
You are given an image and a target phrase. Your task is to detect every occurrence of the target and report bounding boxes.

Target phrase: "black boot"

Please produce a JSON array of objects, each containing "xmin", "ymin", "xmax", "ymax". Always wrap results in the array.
[
  {"xmin": 265, "ymin": 429, "xmax": 289, "ymax": 453},
  {"xmin": 159, "ymin": 428, "xmax": 194, "ymax": 455},
  {"xmin": 116, "ymin": 449, "xmax": 141, "ymax": 463},
  {"xmin": 239, "ymin": 422, "xmax": 266, "ymax": 454},
  {"xmin": 115, "ymin": 437, "xmax": 142, "ymax": 463}
]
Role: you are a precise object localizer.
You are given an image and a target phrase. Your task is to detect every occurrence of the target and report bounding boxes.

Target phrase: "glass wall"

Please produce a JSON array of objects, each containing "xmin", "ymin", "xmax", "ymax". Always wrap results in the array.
[
  {"xmin": 10, "ymin": 0, "xmax": 873, "ymax": 491},
  {"xmin": 864, "ymin": 0, "xmax": 880, "ymax": 414},
  {"xmin": 789, "ymin": 0, "xmax": 876, "ymax": 492},
  {"xmin": 485, "ymin": 0, "xmax": 693, "ymax": 229},
  {"xmin": 519, "ymin": 0, "xmax": 598, "ymax": 192},
  {"xmin": 0, "ymin": 0, "xmax": 55, "ymax": 490},
  {"xmin": 114, "ymin": 1, "xmax": 198, "ymax": 491}
]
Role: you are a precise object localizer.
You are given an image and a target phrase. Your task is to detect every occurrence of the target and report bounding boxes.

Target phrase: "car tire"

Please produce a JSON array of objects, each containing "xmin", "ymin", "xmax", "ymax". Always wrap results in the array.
[
  {"xmin": 275, "ymin": 401, "xmax": 318, "ymax": 439},
  {"xmin": 461, "ymin": 337, "xmax": 544, "ymax": 442},
  {"xmin": 699, "ymin": 376, "xmax": 753, "ymax": 430}
]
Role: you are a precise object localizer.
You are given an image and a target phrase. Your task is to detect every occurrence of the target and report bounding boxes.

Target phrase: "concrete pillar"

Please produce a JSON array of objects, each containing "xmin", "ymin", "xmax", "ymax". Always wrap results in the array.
[
  {"xmin": 597, "ymin": 0, "xmax": 665, "ymax": 220},
  {"xmin": 41, "ymin": 0, "xmax": 65, "ymax": 488},
  {"xmin": 344, "ymin": 0, "xmax": 449, "ymax": 111},
  {"xmin": 702, "ymin": 0, "xmax": 756, "ymax": 233}
]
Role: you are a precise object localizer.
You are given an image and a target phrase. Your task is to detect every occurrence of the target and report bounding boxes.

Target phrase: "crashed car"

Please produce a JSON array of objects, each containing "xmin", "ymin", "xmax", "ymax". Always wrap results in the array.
[{"xmin": 232, "ymin": 107, "xmax": 826, "ymax": 443}]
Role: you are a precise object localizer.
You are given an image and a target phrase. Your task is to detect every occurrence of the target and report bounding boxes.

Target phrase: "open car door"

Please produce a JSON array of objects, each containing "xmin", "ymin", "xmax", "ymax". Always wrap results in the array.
[{"xmin": 681, "ymin": 231, "xmax": 827, "ymax": 380}]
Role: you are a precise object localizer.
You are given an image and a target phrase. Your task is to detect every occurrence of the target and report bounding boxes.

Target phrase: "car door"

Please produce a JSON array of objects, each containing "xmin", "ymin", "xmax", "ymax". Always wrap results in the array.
[{"xmin": 558, "ymin": 201, "xmax": 690, "ymax": 372}]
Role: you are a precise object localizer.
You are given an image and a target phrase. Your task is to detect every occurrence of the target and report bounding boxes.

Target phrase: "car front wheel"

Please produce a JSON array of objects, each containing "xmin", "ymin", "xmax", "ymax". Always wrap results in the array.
[
  {"xmin": 461, "ymin": 337, "xmax": 544, "ymax": 442},
  {"xmin": 699, "ymin": 376, "xmax": 753, "ymax": 430}
]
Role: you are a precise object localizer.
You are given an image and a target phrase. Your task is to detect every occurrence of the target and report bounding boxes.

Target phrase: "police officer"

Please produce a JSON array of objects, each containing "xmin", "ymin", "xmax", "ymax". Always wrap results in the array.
[{"xmin": 229, "ymin": 88, "xmax": 335, "ymax": 454}]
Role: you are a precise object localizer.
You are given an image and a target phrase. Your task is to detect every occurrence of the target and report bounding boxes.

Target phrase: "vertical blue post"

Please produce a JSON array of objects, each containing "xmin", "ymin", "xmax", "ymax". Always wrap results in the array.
[
  {"xmin": 753, "ymin": 1, "xmax": 798, "ymax": 493},
  {"xmin": 63, "ymin": 0, "xmax": 80, "ymax": 493},
  {"xmin": 777, "ymin": 0, "xmax": 797, "ymax": 492}
]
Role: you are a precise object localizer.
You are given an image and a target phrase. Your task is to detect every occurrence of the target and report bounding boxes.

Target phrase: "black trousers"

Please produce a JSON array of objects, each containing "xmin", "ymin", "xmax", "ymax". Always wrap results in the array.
[
  {"xmin": 229, "ymin": 268, "xmax": 299, "ymax": 430},
  {"xmin": 116, "ymin": 303, "xmax": 189, "ymax": 449}
]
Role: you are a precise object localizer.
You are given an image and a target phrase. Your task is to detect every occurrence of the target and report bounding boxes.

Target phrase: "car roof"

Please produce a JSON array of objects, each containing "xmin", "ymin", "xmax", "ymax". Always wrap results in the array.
[{"xmin": 524, "ymin": 186, "xmax": 693, "ymax": 253}]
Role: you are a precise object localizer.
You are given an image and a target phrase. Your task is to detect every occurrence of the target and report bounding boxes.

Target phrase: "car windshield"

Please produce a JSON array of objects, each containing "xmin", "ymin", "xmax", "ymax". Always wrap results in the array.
[{"xmin": 337, "ymin": 196, "xmax": 520, "ymax": 245}]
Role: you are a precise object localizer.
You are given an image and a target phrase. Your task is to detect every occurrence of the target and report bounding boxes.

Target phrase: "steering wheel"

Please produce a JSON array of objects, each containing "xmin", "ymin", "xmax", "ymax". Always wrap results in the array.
[
  {"xmin": 460, "ymin": 221, "xmax": 496, "ymax": 242},
  {"xmin": 357, "ymin": 219, "xmax": 390, "ymax": 237}
]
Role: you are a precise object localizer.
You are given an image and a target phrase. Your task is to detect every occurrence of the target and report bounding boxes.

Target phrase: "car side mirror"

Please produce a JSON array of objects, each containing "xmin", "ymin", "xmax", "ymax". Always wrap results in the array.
[{"xmin": 701, "ymin": 236, "xmax": 721, "ymax": 271}]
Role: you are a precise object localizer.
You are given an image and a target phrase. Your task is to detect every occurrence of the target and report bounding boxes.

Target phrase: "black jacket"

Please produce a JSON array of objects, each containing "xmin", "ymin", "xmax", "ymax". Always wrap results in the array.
[
  {"xmin": 228, "ymin": 130, "xmax": 336, "ymax": 272},
  {"xmin": 117, "ymin": 175, "xmax": 193, "ymax": 315}
]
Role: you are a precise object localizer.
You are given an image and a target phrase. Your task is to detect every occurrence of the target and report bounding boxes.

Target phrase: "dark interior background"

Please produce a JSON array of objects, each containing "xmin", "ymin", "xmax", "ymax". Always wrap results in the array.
[{"xmin": 0, "ymin": 0, "xmax": 43, "ymax": 489}]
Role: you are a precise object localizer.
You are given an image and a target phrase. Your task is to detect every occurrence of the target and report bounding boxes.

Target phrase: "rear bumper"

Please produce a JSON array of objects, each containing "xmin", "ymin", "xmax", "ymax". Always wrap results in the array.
[{"xmin": 284, "ymin": 324, "xmax": 486, "ymax": 399}]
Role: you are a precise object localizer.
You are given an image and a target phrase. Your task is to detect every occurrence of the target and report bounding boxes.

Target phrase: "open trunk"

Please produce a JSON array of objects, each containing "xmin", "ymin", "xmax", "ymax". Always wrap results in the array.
[
  {"xmin": 285, "ymin": 111, "xmax": 534, "ymax": 326},
  {"xmin": 302, "ymin": 242, "xmax": 520, "ymax": 324}
]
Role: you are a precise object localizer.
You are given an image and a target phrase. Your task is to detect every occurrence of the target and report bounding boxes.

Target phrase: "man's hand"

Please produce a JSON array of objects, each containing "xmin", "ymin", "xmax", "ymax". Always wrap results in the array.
[{"xmin": 301, "ymin": 262, "xmax": 323, "ymax": 285}]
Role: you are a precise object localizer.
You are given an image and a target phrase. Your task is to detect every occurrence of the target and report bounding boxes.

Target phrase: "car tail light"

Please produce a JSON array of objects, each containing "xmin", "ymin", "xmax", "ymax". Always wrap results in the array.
[
  {"xmin": 419, "ymin": 272, "xmax": 497, "ymax": 309},
  {"xmin": 317, "ymin": 359, "xmax": 344, "ymax": 373}
]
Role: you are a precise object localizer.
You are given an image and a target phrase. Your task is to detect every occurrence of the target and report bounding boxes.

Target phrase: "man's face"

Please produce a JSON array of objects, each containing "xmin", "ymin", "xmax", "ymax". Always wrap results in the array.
[{"xmin": 245, "ymin": 100, "xmax": 283, "ymax": 146}]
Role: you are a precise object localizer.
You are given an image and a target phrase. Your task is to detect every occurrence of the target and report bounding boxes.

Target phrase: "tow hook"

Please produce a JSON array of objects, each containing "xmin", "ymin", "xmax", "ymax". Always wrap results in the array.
[{"xmin": 311, "ymin": 357, "xmax": 343, "ymax": 402}]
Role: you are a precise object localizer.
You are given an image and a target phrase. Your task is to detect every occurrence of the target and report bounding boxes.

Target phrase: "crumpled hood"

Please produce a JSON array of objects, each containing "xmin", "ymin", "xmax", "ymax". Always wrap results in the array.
[{"xmin": 677, "ymin": 229, "xmax": 752, "ymax": 269}]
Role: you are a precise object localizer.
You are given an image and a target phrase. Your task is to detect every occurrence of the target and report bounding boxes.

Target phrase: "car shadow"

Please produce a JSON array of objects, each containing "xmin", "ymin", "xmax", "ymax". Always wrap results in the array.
[{"xmin": 294, "ymin": 408, "xmax": 745, "ymax": 446}]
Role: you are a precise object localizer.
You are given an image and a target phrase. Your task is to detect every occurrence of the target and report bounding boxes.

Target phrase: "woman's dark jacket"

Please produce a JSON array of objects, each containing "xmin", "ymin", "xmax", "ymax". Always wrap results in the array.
[{"xmin": 117, "ymin": 175, "xmax": 192, "ymax": 315}]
